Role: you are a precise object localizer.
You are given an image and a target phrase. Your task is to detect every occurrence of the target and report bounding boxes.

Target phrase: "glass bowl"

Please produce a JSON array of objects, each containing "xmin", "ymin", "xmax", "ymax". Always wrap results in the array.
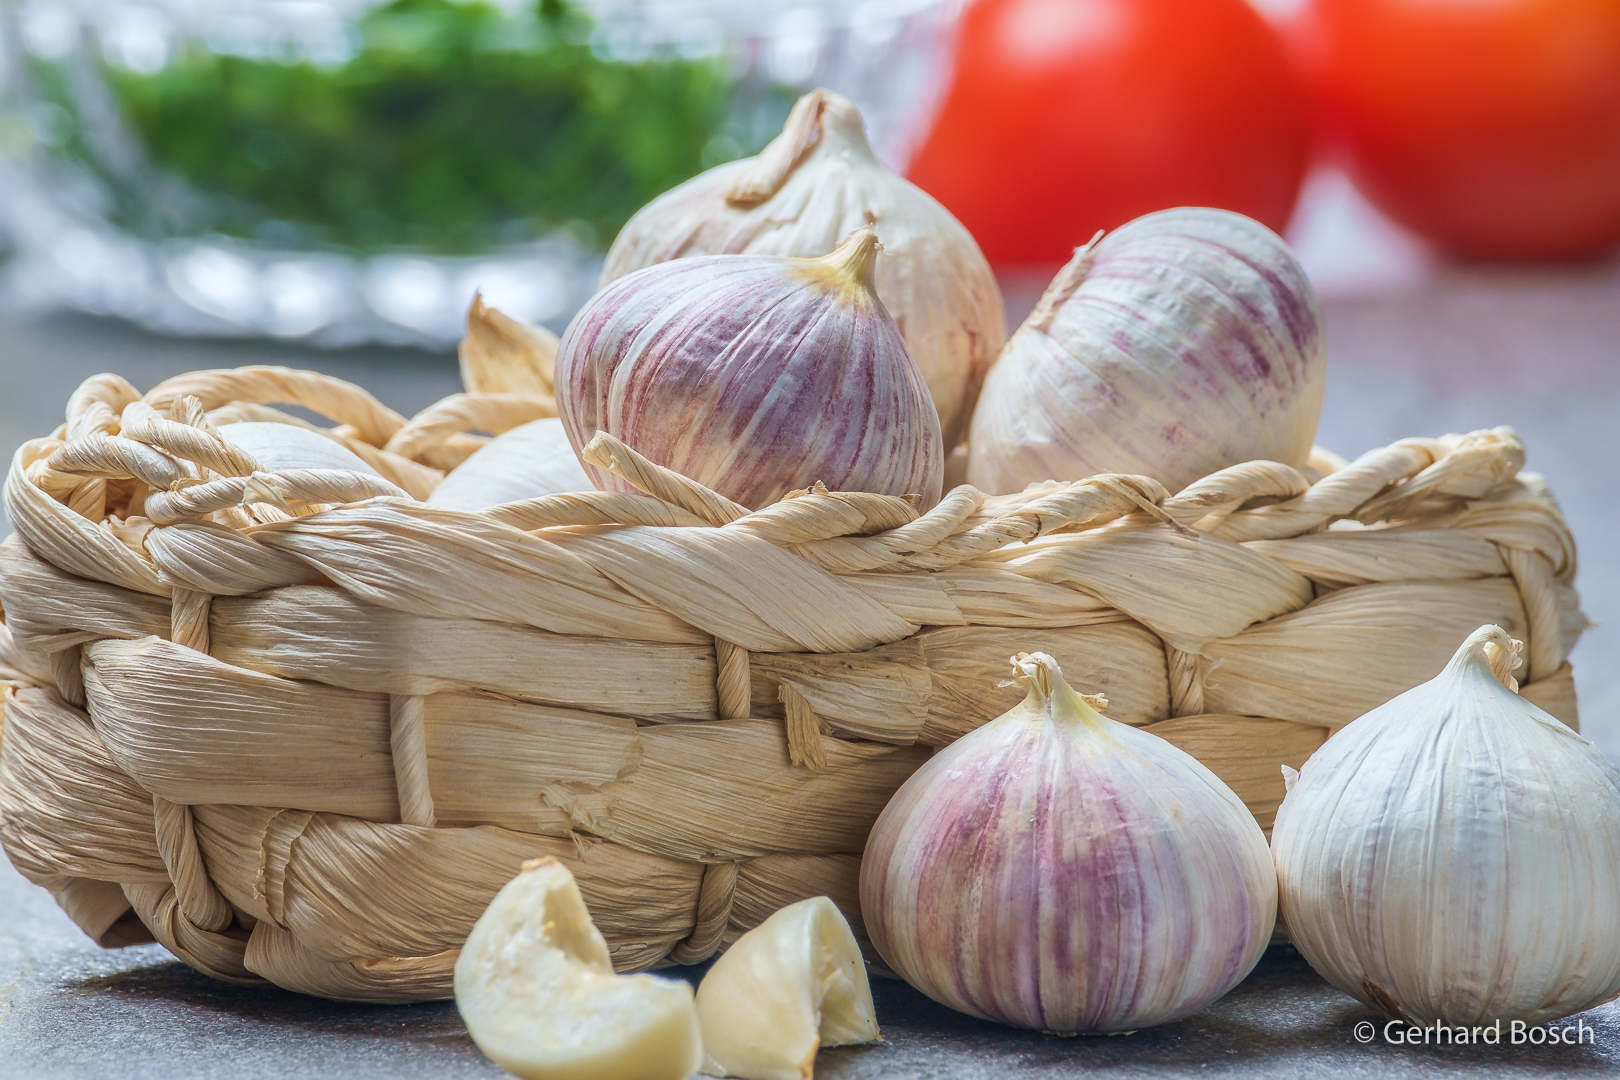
[{"xmin": 0, "ymin": 0, "xmax": 961, "ymax": 345}]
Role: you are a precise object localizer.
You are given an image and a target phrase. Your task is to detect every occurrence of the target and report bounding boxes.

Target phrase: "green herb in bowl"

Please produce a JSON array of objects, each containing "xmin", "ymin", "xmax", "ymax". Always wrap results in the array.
[{"xmin": 102, "ymin": 0, "xmax": 777, "ymax": 253}]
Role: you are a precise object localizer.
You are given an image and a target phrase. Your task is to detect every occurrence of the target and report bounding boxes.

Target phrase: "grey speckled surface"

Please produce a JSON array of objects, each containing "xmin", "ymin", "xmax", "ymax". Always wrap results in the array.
[
  {"xmin": 5, "ymin": 849, "xmax": 1619, "ymax": 1079},
  {"xmin": 4, "ymin": 249, "xmax": 1620, "ymax": 1076}
]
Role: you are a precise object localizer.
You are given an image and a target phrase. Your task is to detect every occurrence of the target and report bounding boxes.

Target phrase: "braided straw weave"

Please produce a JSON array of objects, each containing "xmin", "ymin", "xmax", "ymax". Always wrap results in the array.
[{"xmin": 0, "ymin": 359, "xmax": 1585, "ymax": 1003}]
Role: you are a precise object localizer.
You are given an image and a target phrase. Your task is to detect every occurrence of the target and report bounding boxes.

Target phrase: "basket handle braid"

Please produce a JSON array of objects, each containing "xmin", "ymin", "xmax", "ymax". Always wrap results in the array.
[
  {"xmin": 143, "ymin": 470, "xmax": 408, "ymax": 526},
  {"xmin": 1163, "ymin": 460, "xmax": 1311, "ymax": 529},
  {"xmin": 65, "ymin": 373, "xmax": 140, "ymax": 442},
  {"xmin": 580, "ymin": 431, "xmax": 750, "ymax": 526},
  {"xmin": 144, "ymin": 367, "xmax": 407, "ymax": 448},
  {"xmin": 120, "ymin": 401, "xmax": 260, "ymax": 478}
]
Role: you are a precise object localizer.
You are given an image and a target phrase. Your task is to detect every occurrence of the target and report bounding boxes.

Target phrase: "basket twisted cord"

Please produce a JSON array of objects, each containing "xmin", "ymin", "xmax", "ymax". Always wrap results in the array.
[{"xmin": 0, "ymin": 370, "xmax": 1584, "ymax": 1001}]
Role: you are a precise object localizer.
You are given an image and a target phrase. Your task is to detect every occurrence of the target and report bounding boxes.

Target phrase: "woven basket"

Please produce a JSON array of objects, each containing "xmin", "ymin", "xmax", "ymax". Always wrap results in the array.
[{"xmin": 0, "ymin": 365, "xmax": 1584, "ymax": 1003}]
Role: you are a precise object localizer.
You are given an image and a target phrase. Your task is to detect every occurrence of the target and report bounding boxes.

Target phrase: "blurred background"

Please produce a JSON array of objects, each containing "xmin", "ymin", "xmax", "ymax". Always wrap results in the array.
[{"xmin": 0, "ymin": 0, "xmax": 1616, "ymax": 756}]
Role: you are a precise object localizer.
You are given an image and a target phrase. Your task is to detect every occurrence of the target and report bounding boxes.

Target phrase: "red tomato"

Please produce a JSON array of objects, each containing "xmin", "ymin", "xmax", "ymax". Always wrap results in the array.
[
  {"xmin": 1303, "ymin": 0, "xmax": 1620, "ymax": 261},
  {"xmin": 907, "ymin": 0, "xmax": 1310, "ymax": 268}
]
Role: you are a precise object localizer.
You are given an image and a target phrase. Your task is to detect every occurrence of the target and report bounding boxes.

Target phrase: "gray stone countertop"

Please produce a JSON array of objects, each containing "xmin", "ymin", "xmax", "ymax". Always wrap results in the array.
[
  {"xmin": 4, "ymin": 246, "xmax": 1620, "ymax": 1076},
  {"xmin": 5, "ymin": 853, "xmax": 1620, "ymax": 1079}
]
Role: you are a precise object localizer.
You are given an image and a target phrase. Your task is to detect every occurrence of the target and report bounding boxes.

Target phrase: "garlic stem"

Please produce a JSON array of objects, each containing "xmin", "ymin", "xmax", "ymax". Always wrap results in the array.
[
  {"xmin": 1024, "ymin": 233, "xmax": 1103, "ymax": 334},
  {"xmin": 1448, "ymin": 623, "xmax": 1524, "ymax": 691},
  {"xmin": 725, "ymin": 90, "xmax": 840, "ymax": 208},
  {"xmin": 1010, "ymin": 651, "xmax": 1109, "ymax": 734},
  {"xmin": 806, "ymin": 227, "xmax": 882, "ymax": 293}
]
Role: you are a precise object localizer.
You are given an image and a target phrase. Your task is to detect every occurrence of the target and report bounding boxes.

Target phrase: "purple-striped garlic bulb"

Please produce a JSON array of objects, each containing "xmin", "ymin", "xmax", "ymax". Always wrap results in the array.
[
  {"xmin": 968, "ymin": 207, "xmax": 1326, "ymax": 495},
  {"xmin": 860, "ymin": 652, "xmax": 1276, "ymax": 1033},
  {"xmin": 557, "ymin": 227, "xmax": 943, "ymax": 510},
  {"xmin": 600, "ymin": 89, "xmax": 1005, "ymax": 451}
]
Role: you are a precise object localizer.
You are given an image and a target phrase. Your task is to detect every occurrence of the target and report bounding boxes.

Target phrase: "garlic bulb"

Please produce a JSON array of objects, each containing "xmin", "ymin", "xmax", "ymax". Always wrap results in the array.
[
  {"xmin": 968, "ymin": 207, "xmax": 1326, "ymax": 495},
  {"xmin": 696, "ymin": 896, "xmax": 879, "ymax": 1080},
  {"xmin": 218, "ymin": 422, "xmax": 383, "ymax": 478},
  {"xmin": 427, "ymin": 419, "xmax": 590, "ymax": 510},
  {"xmin": 1273, "ymin": 625, "xmax": 1620, "ymax": 1027},
  {"xmin": 860, "ymin": 653, "xmax": 1275, "ymax": 1033},
  {"xmin": 454, "ymin": 858, "xmax": 704, "ymax": 1080},
  {"xmin": 558, "ymin": 227, "xmax": 944, "ymax": 510},
  {"xmin": 600, "ymin": 88, "xmax": 1004, "ymax": 450}
]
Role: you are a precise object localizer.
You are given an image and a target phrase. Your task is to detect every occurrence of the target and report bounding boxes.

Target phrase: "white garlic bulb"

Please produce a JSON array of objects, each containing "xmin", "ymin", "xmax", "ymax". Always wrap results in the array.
[
  {"xmin": 696, "ymin": 896, "xmax": 880, "ymax": 1080},
  {"xmin": 968, "ymin": 207, "xmax": 1326, "ymax": 495},
  {"xmin": 600, "ymin": 88, "xmax": 1005, "ymax": 450},
  {"xmin": 558, "ymin": 227, "xmax": 943, "ymax": 511},
  {"xmin": 454, "ymin": 858, "xmax": 704, "ymax": 1080},
  {"xmin": 1273, "ymin": 625, "xmax": 1620, "ymax": 1027},
  {"xmin": 860, "ymin": 653, "xmax": 1275, "ymax": 1033},
  {"xmin": 218, "ymin": 422, "xmax": 383, "ymax": 478},
  {"xmin": 427, "ymin": 419, "xmax": 590, "ymax": 510}
]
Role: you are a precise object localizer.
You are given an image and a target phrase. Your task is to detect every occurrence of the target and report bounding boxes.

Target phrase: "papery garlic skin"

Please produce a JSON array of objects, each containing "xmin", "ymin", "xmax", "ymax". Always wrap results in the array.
[
  {"xmin": 1273, "ymin": 625, "xmax": 1620, "ymax": 1027},
  {"xmin": 428, "ymin": 419, "xmax": 590, "ymax": 509},
  {"xmin": 600, "ymin": 89, "xmax": 1005, "ymax": 450},
  {"xmin": 860, "ymin": 653, "xmax": 1275, "ymax": 1033},
  {"xmin": 968, "ymin": 207, "xmax": 1326, "ymax": 495},
  {"xmin": 558, "ymin": 227, "xmax": 943, "ymax": 510},
  {"xmin": 461, "ymin": 293, "xmax": 559, "ymax": 397},
  {"xmin": 696, "ymin": 896, "xmax": 879, "ymax": 1080},
  {"xmin": 454, "ymin": 858, "xmax": 704, "ymax": 1080}
]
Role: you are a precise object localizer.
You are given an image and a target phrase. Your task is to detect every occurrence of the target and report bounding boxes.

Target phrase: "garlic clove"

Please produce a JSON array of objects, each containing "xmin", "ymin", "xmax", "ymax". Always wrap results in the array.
[
  {"xmin": 1274, "ymin": 624, "xmax": 1620, "ymax": 1027},
  {"xmin": 862, "ymin": 652, "xmax": 1276, "ymax": 1033},
  {"xmin": 967, "ymin": 207, "xmax": 1325, "ymax": 494},
  {"xmin": 454, "ymin": 858, "xmax": 704, "ymax": 1080},
  {"xmin": 218, "ymin": 421, "xmax": 384, "ymax": 478},
  {"xmin": 427, "ymin": 418, "xmax": 590, "ymax": 510},
  {"xmin": 558, "ymin": 226, "xmax": 943, "ymax": 511},
  {"xmin": 600, "ymin": 89, "xmax": 1004, "ymax": 450},
  {"xmin": 696, "ymin": 896, "xmax": 879, "ymax": 1080}
]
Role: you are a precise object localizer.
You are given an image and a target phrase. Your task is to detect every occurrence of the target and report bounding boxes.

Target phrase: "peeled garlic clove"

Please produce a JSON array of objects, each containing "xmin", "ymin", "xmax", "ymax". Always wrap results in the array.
[
  {"xmin": 861, "ymin": 652, "xmax": 1276, "ymax": 1033},
  {"xmin": 968, "ymin": 207, "xmax": 1326, "ymax": 494},
  {"xmin": 218, "ymin": 421, "xmax": 384, "ymax": 478},
  {"xmin": 696, "ymin": 896, "xmax": 879, "ymax": 1080},
  {"xmin": 558, "ymin": 227, "xmax": 943, "ymax": 511},
  {"xmin": 427, "ymin": 419, "xmax": 590, "ymax": 510},
  {"xmin": 600, "ymin": 89, "xmax": 1004, "ymax": 450},
  {"xmin": 454, "ymin": 858, "xmax": 703, "ymax": 1080},
  {"xmin": 1274, "ymin": 625, "xmax": 1620, "ymax": 1027}
]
